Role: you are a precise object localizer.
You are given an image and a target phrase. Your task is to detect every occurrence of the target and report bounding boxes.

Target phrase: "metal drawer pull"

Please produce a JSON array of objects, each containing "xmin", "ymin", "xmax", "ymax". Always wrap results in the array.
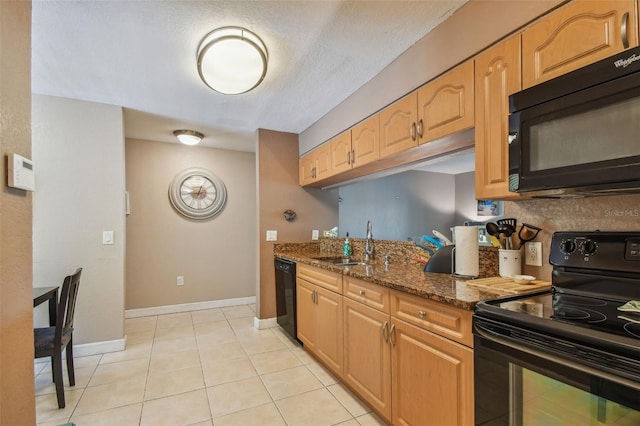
[
  {"xmin": 389, "ymin": 323, "xmax": 396, "ymax": 347},
  {"xmin": 418, "ymin": 310, "xmax": 426, "ymax": 318},
  {"xmin": 358, "ymin": 290, "xmax": 365, "ymax": 296},
  {"xmin": 410, "ymin": 122, "xmax": 416, "ymax": 141},
  {"xmin": 382, "ymin": 321, "xmax": 389, "ymax": 343},
  {"xmin": 621, "ymin": 12, "xmax": 629, "ymax": 48}
]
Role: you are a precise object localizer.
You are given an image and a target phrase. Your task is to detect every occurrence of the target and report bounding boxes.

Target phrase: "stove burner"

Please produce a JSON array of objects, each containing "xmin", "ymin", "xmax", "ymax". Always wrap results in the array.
[
  {"xmin": 553, "ymin": 306, "xmax": 607, "ymax": 323},
  {"xmin": 622, "ymin": 322, "xmax": 640, "ymax": 338},
  {"xmin": 557, "ymin": 294, "xmax": 607, "ymax": 307}
]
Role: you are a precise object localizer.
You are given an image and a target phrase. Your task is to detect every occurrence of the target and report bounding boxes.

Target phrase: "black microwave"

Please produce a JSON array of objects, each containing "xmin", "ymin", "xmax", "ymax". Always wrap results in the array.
[{"xmin": 508, "ymin": 46, "xmax": 640, "ymax": 197}]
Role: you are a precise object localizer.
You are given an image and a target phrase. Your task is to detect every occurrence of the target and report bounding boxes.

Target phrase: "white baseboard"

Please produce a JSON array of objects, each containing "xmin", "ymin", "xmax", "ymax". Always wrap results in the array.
[
  {"xmin": 253, "ymin": 316, "xmax": 278, "ymax": 330},
  {"xmin": 125, "ymin": 296, "xmax": 257, "ymax": 318},
  {"xmin": 73, "ymin": 336, "xmax": 127, "ymax": 358}
]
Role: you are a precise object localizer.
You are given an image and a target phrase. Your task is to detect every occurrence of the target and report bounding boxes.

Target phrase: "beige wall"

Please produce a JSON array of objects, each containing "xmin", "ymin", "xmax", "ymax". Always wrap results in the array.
[
  {"xmin": 125, "ymin": 139, "xmax": 256, "ymax": 309},
  {"xmin": 0, "ymin": 0, "xmax": 35, "ymax": 423},
  {"xmin": 257, "ymin": 129, "xmax": 338, "ymax": 319},
  {"xmin": 32, "ymin": 95, "xmax": 126, "ymax": 345},
  {"xmin": 300, "ymin": 0, "xmax": 564, "ymax": 152}
]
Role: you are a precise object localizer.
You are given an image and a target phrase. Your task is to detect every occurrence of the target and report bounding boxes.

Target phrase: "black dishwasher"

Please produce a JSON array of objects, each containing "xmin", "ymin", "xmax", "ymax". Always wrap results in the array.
[{"xmin": 274, "ymin": 258, "xmax": 299, "ymax": 343}]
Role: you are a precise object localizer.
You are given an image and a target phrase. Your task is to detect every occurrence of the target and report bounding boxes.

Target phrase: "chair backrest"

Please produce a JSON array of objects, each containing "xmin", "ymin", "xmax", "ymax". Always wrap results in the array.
[{"xmin": 55, "ymin": 268, "xmax": 82, "ymax": 343}]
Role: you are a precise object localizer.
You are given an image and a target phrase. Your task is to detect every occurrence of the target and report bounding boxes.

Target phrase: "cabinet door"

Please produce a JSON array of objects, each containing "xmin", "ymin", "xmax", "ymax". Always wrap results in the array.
[
  {"xmin": 343, "ymin": 298, "xmax": 392, "ymax": 422},
  {"xmin": 315, "ymin": 286, "xmax": 343, "ymax": 377},
  {"xmin": 314, "ymin": 144, "xmax": 332, "ymax": 181},
  {"xmin": 299, "ymin": 153, "xmax": 316, "ymax": 186},
  {"xmin": 379, "ymin": 92, "xmax": 418, "ymax": 158},
  {"xmin": 522, "ymin": 0, "xmax": 638, "ymax": 88},
  {"xmin": 330, "ymin": 131, "xmax": 353, "ymax": 175},
  {"xmin": 475, "ymin": 35, "xmax": 522, "ymax": 200},
  {"xmin": 351, "ymin": 115, "xmax": 380, "ymax": 168},
  {"xmin": 296, "ymin": 278, "xmax": 316, "ymax": 350},
  {"xmin": 391, "ymin": 318, "xmax": 474, "ymax": 426},
  {"xmin": 417, "ymin": 60, "xmax": 474, "ymax": 145}
]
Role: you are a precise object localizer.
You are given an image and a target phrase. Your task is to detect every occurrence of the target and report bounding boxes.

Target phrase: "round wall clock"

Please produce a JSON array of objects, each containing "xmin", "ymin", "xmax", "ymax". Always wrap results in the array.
[{"xmin": 168, "ymin": 167, "xmax": 227, "ymax": 220}]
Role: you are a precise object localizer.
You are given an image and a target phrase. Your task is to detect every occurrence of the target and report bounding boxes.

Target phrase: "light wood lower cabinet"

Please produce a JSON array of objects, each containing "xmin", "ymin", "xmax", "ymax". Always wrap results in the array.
[
  {"xmin": 343, "ymin": 297, "xmax": 393, "ymax": 422},
  {"xmin": 296, "ymin": 277, "xmax": 343, "ymax": 377},
  {"xmin": 298, "ymin": 267, "xmax": 474, "ymax": 425},
  {"xmin": 391, "ymin": 318, "xmax": 473, "ymax": 426}
]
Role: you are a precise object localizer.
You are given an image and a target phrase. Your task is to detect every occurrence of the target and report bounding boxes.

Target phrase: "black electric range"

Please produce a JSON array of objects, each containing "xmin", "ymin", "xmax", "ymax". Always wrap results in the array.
[{"xmin": 475, "ymin": 231, "xmax": 640, "ymax": 381}]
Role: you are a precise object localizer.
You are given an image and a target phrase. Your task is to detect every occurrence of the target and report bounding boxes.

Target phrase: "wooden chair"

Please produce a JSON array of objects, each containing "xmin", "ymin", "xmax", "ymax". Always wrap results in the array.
[{"xmin": 34, "ymin": 268, "xmax": 82, "ymax": 409}]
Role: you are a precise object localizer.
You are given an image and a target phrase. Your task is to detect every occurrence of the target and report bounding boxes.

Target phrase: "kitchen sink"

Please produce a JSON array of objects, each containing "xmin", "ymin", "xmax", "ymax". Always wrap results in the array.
[{"xmin": 312, "ymin": 256, "xmax": 366, "ymax": 266}]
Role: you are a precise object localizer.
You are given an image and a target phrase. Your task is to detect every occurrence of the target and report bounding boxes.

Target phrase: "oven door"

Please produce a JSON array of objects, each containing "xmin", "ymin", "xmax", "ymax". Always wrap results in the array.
[{"xmin": 474, "ymin": 317, "xmax": 640, "ymax": 425}]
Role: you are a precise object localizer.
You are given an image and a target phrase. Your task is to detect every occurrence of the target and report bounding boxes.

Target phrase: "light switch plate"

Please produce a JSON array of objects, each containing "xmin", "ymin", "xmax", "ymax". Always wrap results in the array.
[
  {"xmin": 266, "ymin": 230, "xmax": 277, "ymax": 241},
  {"xmin": 102, "ymin": 231, "xmax": 114, "ymax": 245},
  {"xmin": 312, "ymin": 230, "xmax": 319, "ymax": 240}
]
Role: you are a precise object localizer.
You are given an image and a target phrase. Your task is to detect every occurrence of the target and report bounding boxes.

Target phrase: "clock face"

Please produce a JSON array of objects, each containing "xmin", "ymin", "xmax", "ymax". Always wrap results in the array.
[{"xmin": 168, "ymin": 168, "xmax": 227, "ymax": 220}]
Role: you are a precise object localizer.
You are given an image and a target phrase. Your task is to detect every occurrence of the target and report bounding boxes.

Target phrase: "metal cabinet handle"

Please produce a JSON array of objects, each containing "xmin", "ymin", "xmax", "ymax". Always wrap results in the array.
[
  {"xmin": 410, "ymin": 122, "xmax": 416, "ymax": 141},
  {"xmin": 418, "ymin": 310, "xmax": 426, "ymax": 318},
  {"xmin": 358, "ymin": 290, "xmax": 365, "ymax": 296},
  {"xmin": 389, "ymin": 323, "xmax": 396, "ymax": 347},
  {"xmin": 311, "ymin": 290, "xmax": 315, "ymax": 303},
  {"xmin": 347, "ymin": 151, "xmax": 351, "ymax": 165},
  {"xmin": 382, "ymin": 321, "xmax": 389, "ymax": 343},
  {"xmin": 417, "ymin": 119, "xmax": 423, "ymax": 139},
  {"xmin": 312, "ymin": 166, "xmax": 316, "ymax": 179},
  {"xmin": 622, "ymin": 12, "xmax": 629, "ymax": 49}
]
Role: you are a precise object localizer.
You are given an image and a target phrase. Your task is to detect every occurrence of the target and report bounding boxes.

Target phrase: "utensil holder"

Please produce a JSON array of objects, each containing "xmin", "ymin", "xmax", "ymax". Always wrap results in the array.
[{"xmin": 499, "ymin": 249, "xmax": 521, "ymax": 277}]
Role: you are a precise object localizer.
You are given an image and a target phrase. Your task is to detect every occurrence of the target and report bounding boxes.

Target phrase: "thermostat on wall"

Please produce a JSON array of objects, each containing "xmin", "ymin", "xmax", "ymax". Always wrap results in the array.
[{"xmin": 7, "ymin": 153, "xmax": 35, "ymax": 191}]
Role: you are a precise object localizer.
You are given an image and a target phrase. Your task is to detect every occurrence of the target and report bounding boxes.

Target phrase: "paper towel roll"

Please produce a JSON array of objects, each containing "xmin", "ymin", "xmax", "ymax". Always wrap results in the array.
[{"xmin": 454, "ymin": 226, "xmax": 479, "ymax": 277}]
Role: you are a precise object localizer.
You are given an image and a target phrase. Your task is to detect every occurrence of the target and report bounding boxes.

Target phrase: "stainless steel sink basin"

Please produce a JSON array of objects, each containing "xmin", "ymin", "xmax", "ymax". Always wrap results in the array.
[{"xmin": 312, "ymin": 256, "xmax": 366, "ymax": 266}]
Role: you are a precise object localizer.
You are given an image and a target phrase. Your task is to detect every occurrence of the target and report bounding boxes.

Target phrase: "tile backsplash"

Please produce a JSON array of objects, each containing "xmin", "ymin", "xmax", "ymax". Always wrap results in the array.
[{"xmin": 505, "ymin": 194, "xmax": 640, "ymax": 280}]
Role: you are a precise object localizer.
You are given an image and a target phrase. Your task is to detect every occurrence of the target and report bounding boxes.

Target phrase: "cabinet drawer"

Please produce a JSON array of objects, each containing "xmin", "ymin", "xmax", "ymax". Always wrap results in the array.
[
  {"xmin": 297, "ymin": 263, "xmax": 342, "ymax": 293},
  {"xmin": 343, "ymin": 276, "xmax": 390, "ymax": 313},
  {"xmin": 390, "ymin": 290, "xmax": 472, "ymax": 348}
]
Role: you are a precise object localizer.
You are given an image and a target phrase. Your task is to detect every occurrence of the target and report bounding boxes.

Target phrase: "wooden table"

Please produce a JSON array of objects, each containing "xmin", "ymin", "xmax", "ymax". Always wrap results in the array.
[{"xmin": 33, "ymin": 286, "xmax": 58, "ymax": 326}]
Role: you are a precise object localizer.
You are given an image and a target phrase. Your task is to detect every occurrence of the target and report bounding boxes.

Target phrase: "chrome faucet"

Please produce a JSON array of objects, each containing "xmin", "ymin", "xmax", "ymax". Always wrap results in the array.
[{"xmin": 364, "ymin": 220, "xmax": 374, "ymax": 262}]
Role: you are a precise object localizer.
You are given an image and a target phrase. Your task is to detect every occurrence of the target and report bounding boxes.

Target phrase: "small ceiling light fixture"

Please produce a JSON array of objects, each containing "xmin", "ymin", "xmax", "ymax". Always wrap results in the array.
[
  {"xmin": 174, "ymin": 130, "xmax": 204, "ymax": 146},
  {"xmin": 197, "ymin": 26, "xmax": 268, "ymax": 95}
]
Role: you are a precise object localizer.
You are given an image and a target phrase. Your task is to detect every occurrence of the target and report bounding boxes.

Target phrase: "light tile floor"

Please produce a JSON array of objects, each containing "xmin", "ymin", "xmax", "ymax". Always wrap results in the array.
[{"xmin": 34, "ymin": 304, "xmax": 386, "ymax": 426}]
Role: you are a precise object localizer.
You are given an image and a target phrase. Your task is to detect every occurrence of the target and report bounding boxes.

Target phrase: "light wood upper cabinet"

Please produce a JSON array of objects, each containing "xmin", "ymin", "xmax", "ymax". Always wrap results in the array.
[
  {"xmin": 343, "ymin": 298, "xmax": 392, "ymax": 422},
  {"xmin": 379, "ymin": 92, "xmax": 418, "ymax": 158},
  {"xmin": 330, "ymin": 115, "xmax": 380, "ymax": 175},
  {"xmin": 417, "ymin": 60, "xmax": 475, "ymax": 145},
  {"xmin": 391, "ymin": 318, "xmax": 473, "ymax": 426},
  {"xmin": 298, "ymin": 144, "xmax": 332, "ymax": 186},
  {"xmin": 475, "ymin": 35, "xmax": 522, "ymax": 200},
  {"xmin": 330, "ymin": 130, "xmax": 352, "ymax": 175},
  {"xmin": 522, "ymin": 0, "xmax": 638, "ymax": 89},
  {"xmin": 351, "ymin": 115, "xmax": 380, "ymax": 168}
]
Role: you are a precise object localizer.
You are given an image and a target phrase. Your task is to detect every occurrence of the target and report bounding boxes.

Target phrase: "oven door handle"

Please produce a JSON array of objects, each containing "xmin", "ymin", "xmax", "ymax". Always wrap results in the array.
[{"xmin": 474, "ymin": 322, "xmax": 640, "ymax": 391}]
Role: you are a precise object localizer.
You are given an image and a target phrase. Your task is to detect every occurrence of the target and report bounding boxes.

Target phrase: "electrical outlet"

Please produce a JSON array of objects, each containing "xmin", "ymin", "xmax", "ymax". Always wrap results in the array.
[
  {"xmin": 525, "ymin": 242, "xmax": 543, "ymax": 266},
  {"xmin": 312, "ymin": 230, "xmax": 319, "ymax": 240},
  {"xmin": 266, "ymin": 230, "xmax": 277, "ymax": 241},
  {"xmin": 177, "ymin": 276, "xmax": 184, "ymax": 286}
]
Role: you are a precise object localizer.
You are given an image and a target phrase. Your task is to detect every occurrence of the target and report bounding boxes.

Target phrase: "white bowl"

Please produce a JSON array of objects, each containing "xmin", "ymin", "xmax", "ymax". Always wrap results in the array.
[{"xmin": 511, "ymin": 274, "xmax": 536, "ymax": 284}]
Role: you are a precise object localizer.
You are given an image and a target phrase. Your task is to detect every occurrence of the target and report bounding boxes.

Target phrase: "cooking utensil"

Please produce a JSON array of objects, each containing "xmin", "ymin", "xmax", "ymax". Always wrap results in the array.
[
  {"xmin": 518, "ymin": 223, "xmax": 542, "ymax": 248},
  {"xmin": 486, "ymin": 222, "xmax": 502, "ymax": 248},
  {"xmin": 497, "ymin": 218, "xmax": 517, "ymax": 228},
  {"xmin": 498, "ymin": 224, "xmax": 516, "ymax": 250}
]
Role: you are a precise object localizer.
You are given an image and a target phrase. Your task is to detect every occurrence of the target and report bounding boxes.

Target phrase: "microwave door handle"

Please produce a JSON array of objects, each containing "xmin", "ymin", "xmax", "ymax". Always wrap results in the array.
[{"xmin": 621, "ymin": 12, "xmax": 629, "ymax": 48}]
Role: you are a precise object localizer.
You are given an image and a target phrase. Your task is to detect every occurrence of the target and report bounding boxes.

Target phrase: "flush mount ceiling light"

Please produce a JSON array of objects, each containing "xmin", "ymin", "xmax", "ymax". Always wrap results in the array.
[
  {"xmin": 174, "ymin": 130, "xmax": 204, "ymax": 146},
  {"xmin": 197, "ymin": 26, "xmax": 268, "ymax": 95}
]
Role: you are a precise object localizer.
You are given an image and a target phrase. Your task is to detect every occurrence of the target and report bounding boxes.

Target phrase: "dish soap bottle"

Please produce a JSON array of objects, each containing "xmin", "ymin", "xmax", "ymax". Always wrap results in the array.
[{"xmin": 343, "ymin": 232, "xmax": 351, "ymax": 257}]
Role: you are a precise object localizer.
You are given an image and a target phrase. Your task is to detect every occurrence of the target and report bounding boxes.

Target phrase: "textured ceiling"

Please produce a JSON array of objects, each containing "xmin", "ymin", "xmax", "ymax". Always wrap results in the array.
[{"xmin": 32, "ymin": 0, "xmax": 467, "ymax": 152}]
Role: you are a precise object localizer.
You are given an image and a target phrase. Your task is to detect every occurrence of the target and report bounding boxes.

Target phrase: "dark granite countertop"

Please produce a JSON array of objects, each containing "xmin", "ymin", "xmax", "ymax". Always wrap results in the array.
[{"xmin": 274, "ymin": 245, "xmax": 509, "ymax": 311}]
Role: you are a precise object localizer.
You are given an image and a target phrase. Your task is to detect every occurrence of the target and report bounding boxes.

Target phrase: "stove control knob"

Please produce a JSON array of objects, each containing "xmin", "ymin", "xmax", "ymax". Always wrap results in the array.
[
  {"xmin": 582, "ymin": 240, "xmax": 597, "ymax": 255},
  {"xmin": 560, "ymin": 240, "xmax": 576, "ymax": 254}
]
